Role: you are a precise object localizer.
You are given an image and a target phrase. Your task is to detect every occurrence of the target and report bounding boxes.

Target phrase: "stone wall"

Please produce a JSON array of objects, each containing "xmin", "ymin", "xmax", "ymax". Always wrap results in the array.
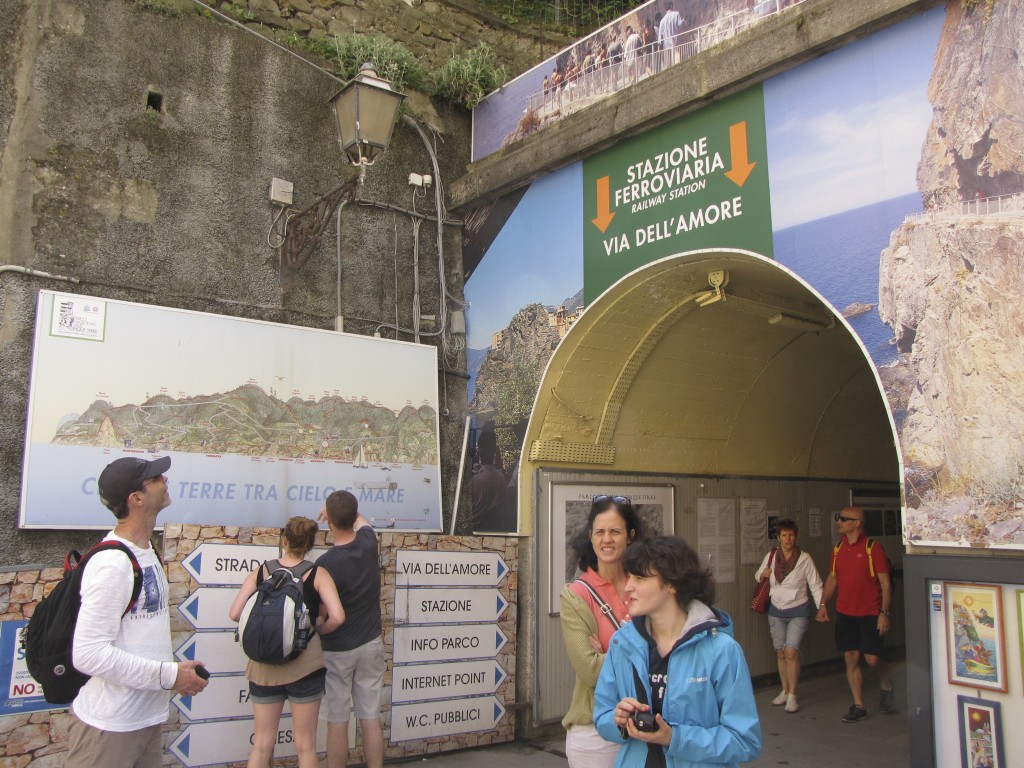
[
  {"xmin": 0, "ymin": 0, "xmax": 475, "ymax": 568},
  {"xmin": 190, "ymin": 0, "xmax": 575, "ymax": 80},
  {"xmin": 0, "ymin": 530, "xmax": 519, "ymax": 765}
]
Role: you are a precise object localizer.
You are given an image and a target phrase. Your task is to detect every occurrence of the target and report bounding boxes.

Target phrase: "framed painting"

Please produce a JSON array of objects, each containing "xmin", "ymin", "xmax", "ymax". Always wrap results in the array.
[
  {"xmin": 548, "ymin": 482, "xmax": 674, "ymax": 614},
  {"xmin": 945, "ymin": 582, "xmax": 1007, "ymax": 692},
  {"xmin": 1018, "ymin": 590, "xmax": 1024, "ymax": 692},
  {"xmin": 957, "ymin": 696, "xmax": 1004, "ymax": 768}
]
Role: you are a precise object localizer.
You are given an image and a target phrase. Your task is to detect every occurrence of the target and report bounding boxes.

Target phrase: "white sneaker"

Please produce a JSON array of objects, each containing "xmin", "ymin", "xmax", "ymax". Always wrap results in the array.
[
  {"xmin": 785, "ymin": 695, "xmax": 799, "ymax": 713},
  {"xmin": 771, "ymin": 690, "xmax": 788, "ymax": 706}
]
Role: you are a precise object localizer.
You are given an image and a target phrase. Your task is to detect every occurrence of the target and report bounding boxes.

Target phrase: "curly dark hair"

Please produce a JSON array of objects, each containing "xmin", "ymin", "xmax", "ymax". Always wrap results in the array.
[
  {"xmin": 776, "ymin": 518, "xmax": 798, "ymax": 535},
  {"xmin": 624, "ymin": 535, "xmax": 715, "ymax": 609},
  {"xmin": 569, "ymin": 496, "xmax": 645, "ymax": 573}
]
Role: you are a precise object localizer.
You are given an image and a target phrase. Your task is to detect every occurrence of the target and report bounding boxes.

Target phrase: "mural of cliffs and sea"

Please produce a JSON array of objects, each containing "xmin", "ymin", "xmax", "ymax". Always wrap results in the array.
[{"xmin": 466, "ymin": 1, "xmax": 1024, "ymax": 549}]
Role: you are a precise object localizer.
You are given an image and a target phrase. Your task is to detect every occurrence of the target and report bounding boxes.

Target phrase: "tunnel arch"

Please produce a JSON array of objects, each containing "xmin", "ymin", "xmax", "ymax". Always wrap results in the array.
[
  {"xmin": 520, "ymin": 248, "xmax": 902, "ymax": 527},
  {"xmin": 521, "ymin": 248, "xmax": 905, "ymax": 723}
]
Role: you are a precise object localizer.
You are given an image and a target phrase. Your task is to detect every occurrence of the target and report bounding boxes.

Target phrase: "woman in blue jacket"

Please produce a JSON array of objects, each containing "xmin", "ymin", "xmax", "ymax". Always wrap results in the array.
[{"xmin": 594, "ymin": 536, "xmax": 761, "ymax": 767}]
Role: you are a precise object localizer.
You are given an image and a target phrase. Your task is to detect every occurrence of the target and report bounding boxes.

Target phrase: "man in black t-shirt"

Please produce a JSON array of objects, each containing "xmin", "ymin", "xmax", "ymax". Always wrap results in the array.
[{"xmin": 317, "ymin": 491, "xmax": 384, "ymax": 768}]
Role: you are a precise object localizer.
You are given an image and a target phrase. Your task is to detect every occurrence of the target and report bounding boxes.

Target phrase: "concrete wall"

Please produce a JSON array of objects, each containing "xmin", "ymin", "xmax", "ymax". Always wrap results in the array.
[{"xmin": 0, "ymin": 0, "xmax": 473, "ymax": 566}]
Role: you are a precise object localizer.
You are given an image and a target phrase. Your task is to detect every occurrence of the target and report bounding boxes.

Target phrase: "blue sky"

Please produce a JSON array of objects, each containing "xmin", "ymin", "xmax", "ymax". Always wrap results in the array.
[
  {"xmin": 465, "ymin": 164, "xmax": 584, "ymax": 350},
  {"xmin": 764, "ymin": 7, "xmax": 944, "ymax": 230}
]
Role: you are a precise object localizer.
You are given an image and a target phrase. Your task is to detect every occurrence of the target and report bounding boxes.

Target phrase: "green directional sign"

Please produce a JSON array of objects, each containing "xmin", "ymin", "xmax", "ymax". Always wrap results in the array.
[{"xmin": 583, "ymin": 85, "xmax": 773, "ymax": 303}]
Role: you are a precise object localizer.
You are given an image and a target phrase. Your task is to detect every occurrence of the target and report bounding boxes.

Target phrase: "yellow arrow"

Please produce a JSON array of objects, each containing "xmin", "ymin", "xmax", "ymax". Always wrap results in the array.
[
  {"xmin": 725, "ymin": 121, "xmax": 757, "ymax": 187},
  {"xmin": 591, "ymin": 176, "xmax": 616, "ymax": 233}
]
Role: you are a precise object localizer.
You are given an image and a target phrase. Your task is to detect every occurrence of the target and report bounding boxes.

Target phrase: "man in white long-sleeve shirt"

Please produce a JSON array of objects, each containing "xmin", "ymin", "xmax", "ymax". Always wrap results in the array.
[{"xmin": 67, "ymin": 456, "xmax": 208, "ymax": 768}]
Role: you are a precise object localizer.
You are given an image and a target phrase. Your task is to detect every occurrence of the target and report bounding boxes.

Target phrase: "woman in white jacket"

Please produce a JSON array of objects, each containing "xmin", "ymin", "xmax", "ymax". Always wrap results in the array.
[{"xmin": 755, "ymin": 518, "xmax": 822, "ymax": 713}]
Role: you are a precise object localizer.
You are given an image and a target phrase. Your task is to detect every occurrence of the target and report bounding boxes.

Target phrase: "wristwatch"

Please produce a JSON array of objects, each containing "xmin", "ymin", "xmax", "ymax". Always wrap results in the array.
[{"xmin": 880, "ymin": 610, "xmax": 891, "ymax": 616}]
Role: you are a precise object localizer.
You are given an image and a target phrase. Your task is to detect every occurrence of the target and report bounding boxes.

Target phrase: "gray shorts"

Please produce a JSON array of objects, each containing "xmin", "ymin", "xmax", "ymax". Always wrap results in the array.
[{"xmin": 323, "ymin": 637, "xmax": 385, "ymax": 723}]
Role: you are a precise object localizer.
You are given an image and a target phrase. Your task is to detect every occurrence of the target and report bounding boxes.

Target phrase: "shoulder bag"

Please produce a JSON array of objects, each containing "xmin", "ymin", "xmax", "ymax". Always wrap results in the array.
[{"xmin": 750, "ymin": 548, "xmax": 777, "ymax": 614}]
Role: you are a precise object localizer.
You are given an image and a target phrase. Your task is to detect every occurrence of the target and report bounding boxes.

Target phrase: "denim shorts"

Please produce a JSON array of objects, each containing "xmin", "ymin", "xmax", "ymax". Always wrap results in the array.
[
  {"xmin": 248, "ymin": 667, "xmax": 327, "ymax": 705},
  {"xmin": 767, "ymin": 614, "xmax": 811, "ymax": 650}
]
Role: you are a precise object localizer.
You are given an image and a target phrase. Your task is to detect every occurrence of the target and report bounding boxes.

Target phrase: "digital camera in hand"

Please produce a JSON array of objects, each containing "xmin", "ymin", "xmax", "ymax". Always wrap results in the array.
[{"xmin": 631, "ymin": 710, "xmax": 659, "ymax": 732}]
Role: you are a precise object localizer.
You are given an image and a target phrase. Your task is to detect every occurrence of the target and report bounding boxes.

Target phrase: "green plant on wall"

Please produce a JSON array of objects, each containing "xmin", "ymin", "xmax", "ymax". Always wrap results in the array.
[
  {"xmin": 323, "ymin": 34, "xmax": 431, "ymax": 95},
  {"xmin": 132, "ymin": 0, "xmax": 184, "ymax": 18},
  {"xmin": 226, "ymin": 0, "xmax": 253, "ymax": 22},
  {"xmin": 433, "ymin": 44, "xmax": 508, "ymax": 109}
]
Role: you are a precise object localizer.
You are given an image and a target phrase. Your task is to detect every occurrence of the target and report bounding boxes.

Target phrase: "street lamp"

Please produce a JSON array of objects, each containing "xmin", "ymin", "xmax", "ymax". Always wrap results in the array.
[
  {"xmin": 280, "ymin": 63, "xmax": 405, "ymax": 281},
  {"xmin": 331, "ymin": 63, "xmax": 406, "ymax": 167}
]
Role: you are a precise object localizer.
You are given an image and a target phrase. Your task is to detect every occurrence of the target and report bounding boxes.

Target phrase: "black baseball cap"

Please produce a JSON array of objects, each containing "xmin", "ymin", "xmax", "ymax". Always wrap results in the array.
[{"xmin": 98, "ymin": 456, "xmax": 171, "ymax": 511}]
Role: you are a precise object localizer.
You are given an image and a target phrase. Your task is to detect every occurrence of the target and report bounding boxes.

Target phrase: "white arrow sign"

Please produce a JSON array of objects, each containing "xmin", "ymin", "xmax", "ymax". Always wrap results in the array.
[
  {"xmin": 393, "ymin": 624, "xmax": 507, "ymax": 664},
  {"xmin": 172, "ymin": 673, "xmax": 288, "ymax": 721},
  {"xmin": 175, "ymin": 631, "xmax": 248, "ymax": 675},
  {"xmin": 391, "ymin": 660, "xmax": 508, "ymax": 703},
  {"xmin": 390, "ymin": 695, "xmax": 506, "ymax": 743},
  {"xmin": 181, "ymin": 544, "xmax": 330, "ymax": 586},
  {"xmin": 394, "ymin": 588, "xmax": 508, "ymax": 625},
  {"xmin": 181, "ymin": 544, "xmax": 274, "ymax": 586},
  {"xmin": 395, "ymin": 550, "xmax": 509, "ymax": 587},
  {"xmin": 168, "ymin": 716, "xmax": 326, "ymax": 767},
  {"xmin": 178, "ymin": 587, "xmax": 239, "ymax": 630}
]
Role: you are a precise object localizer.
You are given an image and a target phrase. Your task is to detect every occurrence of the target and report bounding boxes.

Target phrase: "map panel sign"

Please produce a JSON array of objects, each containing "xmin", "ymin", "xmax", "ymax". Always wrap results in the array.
[{"xmin": 20, "ymin": 291, "xmax": 443, "ymax": 531}]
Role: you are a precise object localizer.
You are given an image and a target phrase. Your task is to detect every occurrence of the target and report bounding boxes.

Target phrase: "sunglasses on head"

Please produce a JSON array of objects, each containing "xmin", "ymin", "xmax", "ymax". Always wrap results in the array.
[{"xmin": 593, "ymin": 495, "xmax": 631, "ymax": 505}]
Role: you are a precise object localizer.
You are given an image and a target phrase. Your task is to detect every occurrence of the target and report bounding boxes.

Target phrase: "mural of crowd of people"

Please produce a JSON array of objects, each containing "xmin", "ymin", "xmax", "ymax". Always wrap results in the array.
[{"xmin": 473, "ymin": 0, "xmax": 807, "ymax": 160}]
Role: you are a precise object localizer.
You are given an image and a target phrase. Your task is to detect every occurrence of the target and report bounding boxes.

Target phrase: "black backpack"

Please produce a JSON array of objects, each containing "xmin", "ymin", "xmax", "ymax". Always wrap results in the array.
[
  {"xmin": 237, "ymin": 560, "xmax": 314, "ymax": 664},
  {"xmin": 21, "ymin": 541, "xmax": 142, "ymax": 705}
]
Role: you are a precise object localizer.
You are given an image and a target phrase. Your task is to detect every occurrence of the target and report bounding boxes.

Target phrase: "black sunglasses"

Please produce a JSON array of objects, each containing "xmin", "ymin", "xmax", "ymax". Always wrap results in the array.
[
  {"xmin": 593, "ymin": 495, "xmax": 631, "ymax": 505},
  {"xmin": 834, "ymin": 513, "xmax": 858, "ymax": 523}
]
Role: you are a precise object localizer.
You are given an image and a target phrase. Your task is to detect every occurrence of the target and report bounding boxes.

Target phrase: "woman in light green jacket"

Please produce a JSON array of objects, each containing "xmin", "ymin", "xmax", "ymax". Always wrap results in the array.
[{"xmin": 559, "ymin": 495, "xmax": 645, "ymax": 768}]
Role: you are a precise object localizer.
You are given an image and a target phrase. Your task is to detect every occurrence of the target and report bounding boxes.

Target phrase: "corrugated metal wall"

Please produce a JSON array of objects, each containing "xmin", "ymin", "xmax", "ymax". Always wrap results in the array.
[{"xmin": 534, "ymin": 469, "xmax": 902, "ymax": 724}]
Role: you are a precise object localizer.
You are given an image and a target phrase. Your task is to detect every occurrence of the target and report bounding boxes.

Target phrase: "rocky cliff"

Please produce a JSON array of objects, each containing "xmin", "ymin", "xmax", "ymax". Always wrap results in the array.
[
  {"xmin": 879, "ymin": 0, "xmax": 1024, "ymax": 544},
  {"xmin": 470, "ymin": 302, "xmax": 561, "ymax": 420}
]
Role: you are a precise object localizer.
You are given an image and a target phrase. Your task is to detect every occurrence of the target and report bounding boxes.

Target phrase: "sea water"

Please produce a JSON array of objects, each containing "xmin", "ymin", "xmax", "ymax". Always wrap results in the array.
[{"xmin": 773, "ymin": 193, "xmax": 921, "ymax": 367}]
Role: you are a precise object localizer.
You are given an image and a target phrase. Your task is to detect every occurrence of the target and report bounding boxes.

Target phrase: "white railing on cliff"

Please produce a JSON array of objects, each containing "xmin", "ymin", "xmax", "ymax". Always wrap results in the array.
[
  {"xmin": 523, "ymin": 0, "xmax": 807, "ymax": 120},
  {"xmin": 905, "ymin": 192, "xmax": 1024, "ymax": 221}
]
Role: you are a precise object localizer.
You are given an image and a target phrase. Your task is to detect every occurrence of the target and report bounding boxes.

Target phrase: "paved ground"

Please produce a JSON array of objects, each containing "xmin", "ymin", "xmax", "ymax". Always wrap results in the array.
[{"xmin": 413, "ymin": 660, "xmax": 909, "ymax": 768}]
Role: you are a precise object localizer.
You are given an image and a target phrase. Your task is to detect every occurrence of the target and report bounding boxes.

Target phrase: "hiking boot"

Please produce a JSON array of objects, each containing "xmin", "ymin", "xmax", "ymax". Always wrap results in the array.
[
  {"xmin": 771, "ymin": 689, "xmax": 789, "ymax": 706},
  {"xmin": 785, "ymin": 695, "xmax": 800, "ymax": 713},
  {"xmin": 880, "ymin": 686, "xmax": 895, "ymax": 714},
  {"xmin": 842, "ymin": 705, "xmax": 868, "ymax": 723}
]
